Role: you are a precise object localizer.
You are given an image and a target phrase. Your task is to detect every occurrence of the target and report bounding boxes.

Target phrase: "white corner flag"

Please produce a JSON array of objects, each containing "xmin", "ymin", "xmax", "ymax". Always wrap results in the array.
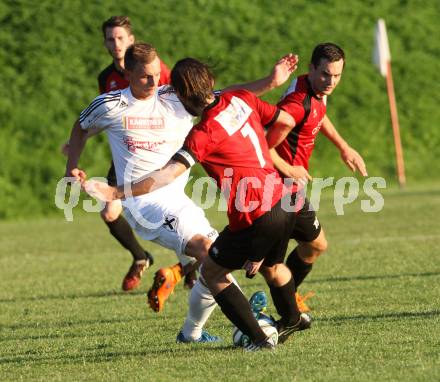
[
  {"xmin": 373, "ymin": 19, "xmax": 406, "ymax": 187},
  {"xmin": 373, "ymin": 19, "xmax": 391, "ymax": 77}
]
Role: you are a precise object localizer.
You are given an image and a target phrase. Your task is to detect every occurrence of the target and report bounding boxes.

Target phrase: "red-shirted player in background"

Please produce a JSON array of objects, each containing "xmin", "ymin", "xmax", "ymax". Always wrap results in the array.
[
  {"xmin": 98, "ymin": 16, "xmax": 170, "ymax": 93},
  {"xmin": 63, "ymin": 16, "xmax": 173, "ymax": 291},
  {"xmin": 266, "ymin": 43, "xmax": 368, "ymax": 311},
  {"xmin": 83, "ymin": 58, "xmax": 313, "ymax": 350}
]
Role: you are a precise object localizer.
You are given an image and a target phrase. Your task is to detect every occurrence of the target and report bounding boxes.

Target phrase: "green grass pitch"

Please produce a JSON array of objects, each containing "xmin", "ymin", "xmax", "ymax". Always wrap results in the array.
[{"xmin": 1, "ymin": 184, "xmax": 439, "ymax": 381}]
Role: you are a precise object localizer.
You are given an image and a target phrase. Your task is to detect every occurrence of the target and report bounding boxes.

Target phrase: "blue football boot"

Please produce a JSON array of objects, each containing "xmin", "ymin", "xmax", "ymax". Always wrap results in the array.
[
  {"xmin": 176, "ymin": 330, "xmax": 222, "ymax": 343},
  {"xmin": 249, "ymin": 290, "xmax": 268, "ymax": 316}
]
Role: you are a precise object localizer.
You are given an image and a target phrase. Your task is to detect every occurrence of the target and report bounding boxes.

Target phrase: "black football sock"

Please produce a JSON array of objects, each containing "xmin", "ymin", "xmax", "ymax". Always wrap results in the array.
[
  {"xmin": 105, "ymin": 215, "xmax": 148, "ymax": 261},
  {"xmin": 269, "ymin": 277, "xmax": 300, "ymax": 326},
  {"xmin": 286, "ymin": 248, "xmax": 313, "ymax": 288},
  {"xmin": 214, "ymin": 283, "xmax": 267, "ymax": 343}
]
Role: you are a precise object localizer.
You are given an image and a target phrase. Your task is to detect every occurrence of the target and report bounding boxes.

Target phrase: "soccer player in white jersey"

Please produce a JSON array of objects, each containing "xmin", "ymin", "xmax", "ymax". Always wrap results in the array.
[
  {"xmin": 66, "ymin": 43, "xmax": 298, "ymax": 343},
  {"xmin": 66, "ymin": 43, "xmax": 225, "ymax": 342}
]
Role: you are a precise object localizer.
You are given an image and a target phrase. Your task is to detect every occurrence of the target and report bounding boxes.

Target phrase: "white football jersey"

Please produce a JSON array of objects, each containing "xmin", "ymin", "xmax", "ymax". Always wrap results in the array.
[
  {"xmin": 79, "ymin": 86, "xmax": 217, "ymax": 248},
  {"xmin": 79, "ymin": 85, "xmax": 194, "ymax": 185}
]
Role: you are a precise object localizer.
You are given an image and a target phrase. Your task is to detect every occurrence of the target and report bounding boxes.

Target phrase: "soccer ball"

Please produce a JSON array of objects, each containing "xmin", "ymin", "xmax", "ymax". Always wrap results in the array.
[{"xmin": 232, "ymin": 313, "xmax": 278, "ymax": 347}]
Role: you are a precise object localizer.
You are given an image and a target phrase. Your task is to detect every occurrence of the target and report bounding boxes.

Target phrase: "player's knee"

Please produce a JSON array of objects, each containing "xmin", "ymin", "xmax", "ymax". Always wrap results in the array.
[
  {"xmin": 260, "ymin": 263, "xmax": 292, "ymax": 286},
  {"xmin": 304, "ymin": 234, "xmax": 328, "ymax": 257},
  {"xmin": 313, "ymin": 235, "xmax": 328, "ymax": 255},
  {"xmin": 259, "ymin": 264, "xmax": 279, "ymax": 284},
  {"xmin": 185, "ymin": 235, "xmax": 212, "ymax": 261},
  {"xmin": 100, "ymin": 204, "xmax": 121, "ymax": 223},
  {"xmin": 259, "ymin": 266, "xmax": 272, "ymax": 280},
  {"xmin": 199, "ymin": 237, "xmax": 212, "ymax": 257}
]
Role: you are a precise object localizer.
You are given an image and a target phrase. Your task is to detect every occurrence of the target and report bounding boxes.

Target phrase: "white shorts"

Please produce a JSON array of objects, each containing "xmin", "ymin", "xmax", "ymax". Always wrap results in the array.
[{"xmin": 123, "ymin": 191, "xmax": 217, "ymax": 267}]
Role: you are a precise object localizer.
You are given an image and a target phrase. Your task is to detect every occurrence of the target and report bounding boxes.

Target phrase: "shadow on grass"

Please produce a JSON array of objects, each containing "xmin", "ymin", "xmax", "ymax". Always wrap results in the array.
[
  {"xmin": 2, "ymin": 271, "xmax": 439, "ymax": 305},
  {"xmin": 0, "ymin": 289, "xmax": 145, "ymax": 304},
  {"xmin": 0, "ymin": 330, "xmax": 122, "ymax": 343},
  {"xmin": 0, "ymin": 282, "xmax": 270, "ymax": 304},
  {"xmin": 0, "ymin": 315, "xmax": 164, "ymax": 331},
  {"xmin": 1, "ymin": 321, "xmax": 229, "ymax": 342},
  {"xmin": 308, "ymin": 271, "xmax": 440, "ymax": 284},
  {"xmin": 0, "ymin": 344, "xmax": 237, "ymax": 366},
  {"xmin": 319, "ymin": 309, "xmax": 440, "ymax": 323}
]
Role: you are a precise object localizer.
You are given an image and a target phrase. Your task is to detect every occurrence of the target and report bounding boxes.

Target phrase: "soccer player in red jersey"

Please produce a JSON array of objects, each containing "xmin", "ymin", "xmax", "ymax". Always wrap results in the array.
[
  {"xmin": 98, "ymin": 16, "xmax": 170, "ymax": 93},
  {"xmin": 266, "ymin": 43, "xmax": 368, "ymax": 311},
  {"xmin": 83, "ymin": 58, "xmax": 312, "ymax": 350}
]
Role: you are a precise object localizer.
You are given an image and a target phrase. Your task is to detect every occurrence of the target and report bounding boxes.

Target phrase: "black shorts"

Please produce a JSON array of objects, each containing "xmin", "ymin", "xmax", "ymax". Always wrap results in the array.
[
  {"xmin": 290, "ymin": 198, "xmax": 322, "ymax": 242},
  {"xmin": 209, "ymin": 199, "xmax": 296, "ymax": 270},
  {"xmin": 106, "ymin": 161, "xmax": 117, "ymax": 187}
]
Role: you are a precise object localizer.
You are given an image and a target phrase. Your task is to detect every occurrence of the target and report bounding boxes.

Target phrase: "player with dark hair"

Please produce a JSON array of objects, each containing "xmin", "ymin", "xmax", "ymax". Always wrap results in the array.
[
  {"xmin": 266, "ymin": 42, "xmax": 367, "ymax": 311},
  {"xmin": 98, "ymin": 16, "xmax": 170, "ymax": 93},
  {"xmin": 83, "ymin": 57, "xmax": 312, "ymax": 350}
]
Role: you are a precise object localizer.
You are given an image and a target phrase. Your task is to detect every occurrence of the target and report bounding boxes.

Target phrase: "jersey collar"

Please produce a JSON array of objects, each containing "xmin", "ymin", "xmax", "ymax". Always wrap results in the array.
[
  {"xmin": 204, "ymin": 95, "xmax": 220, "ymax": 111},
  {"xmin": 111, "ymin": 62, "xmax": 125, "ymax": 77},
  {"xmin": 305, "ymin": 76, "xmax": 323, "ymax": 100},
  {"xmin": 126, "ymin": 86, "xmax": 156, "ymax": 103}
]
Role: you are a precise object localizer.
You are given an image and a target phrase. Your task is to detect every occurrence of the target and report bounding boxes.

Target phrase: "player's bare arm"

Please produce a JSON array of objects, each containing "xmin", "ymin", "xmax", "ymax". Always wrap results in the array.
[
  {"xmin": 320, "ymin": 115, "xmax": 368, "ymax": 176},
  {"xmin": 84, "ymin": 160, "xmax": 188, "ymax": 202},
  {"xmin": 266, "ymin": 109, "xmax": 296, "ymax": 149},
  {"xmin": 221, "ymin": 53, "xmax": 299, "ymax": 96},
  {"xmin": 269, "ymin": 148, "xmax": 311, "ymax": 184},
  {"xmin": 266, "ymin": 113, "xmax": 312, "ymax": 184},
  {"xmin": 61, "ymin": 129, "xmax": 104, "ymax": 157},
  {"xmin": 65, "ymin": 119, "xmax": 88, "ymax": 180}
]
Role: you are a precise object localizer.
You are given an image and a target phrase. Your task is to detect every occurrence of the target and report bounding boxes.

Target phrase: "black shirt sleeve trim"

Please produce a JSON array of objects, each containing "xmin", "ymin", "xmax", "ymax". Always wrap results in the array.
[
  {"xmin": 264, "ymin": 108, "xmax": 281, "ymax": 129},
  {"xmin": 172, "ymin": 146, "xmax": 198, "ymax": 168}
]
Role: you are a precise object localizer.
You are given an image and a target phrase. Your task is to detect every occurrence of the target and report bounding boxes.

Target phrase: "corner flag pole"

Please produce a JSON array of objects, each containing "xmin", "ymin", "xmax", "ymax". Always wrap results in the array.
[{"xmin": 373, "ymin": 19, "xmax": 406, "ymax": 187}]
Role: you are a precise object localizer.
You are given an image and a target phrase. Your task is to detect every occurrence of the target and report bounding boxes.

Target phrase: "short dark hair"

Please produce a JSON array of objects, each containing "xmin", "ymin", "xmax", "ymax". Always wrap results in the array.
[
  {"xmin": 171, "ymin": 58, "xmax": 215, "ymax": 116},
  {"xmin": 124, "ymin": 43, "xmax": 157, "ymax": 71},
  {"xmin": 102, "ymin": 16, "xmax": 133, "ymax": 38},
  {"xmin": 311, "ymin": 43, "xmax": 345, "ymax": 68}
]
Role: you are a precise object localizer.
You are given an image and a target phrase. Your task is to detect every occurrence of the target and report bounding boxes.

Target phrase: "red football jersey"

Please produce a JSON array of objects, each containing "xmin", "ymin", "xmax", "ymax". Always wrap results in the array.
[
  {"xmin": 98, "ymin": 59, "xmax": 171, "ymax": 94},
  {"xmin": 158, "ymin": 60, "xmax": 171, "ymax": 87},
  {"xmin": 276, "ymin": 74, "xmax": 327, "ymax": 170},
  {"xmin": 181, "ymin": 90, "xmax": 285, "ymax": 231}
]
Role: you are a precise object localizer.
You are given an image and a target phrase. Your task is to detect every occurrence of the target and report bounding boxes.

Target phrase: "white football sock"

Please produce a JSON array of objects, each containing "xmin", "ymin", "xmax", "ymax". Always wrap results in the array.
[{"xmin": 181, "ymin": 273, "xmax": 240, "ymax": 340}]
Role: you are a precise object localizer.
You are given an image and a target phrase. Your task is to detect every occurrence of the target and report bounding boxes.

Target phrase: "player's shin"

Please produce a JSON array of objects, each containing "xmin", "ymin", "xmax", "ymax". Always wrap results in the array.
[
  {"xmin": 214, "ymin": 283, "xmax": 267, "ymax": 343},
  {"xmin": 180, "ymin": 275, "xmax": 217, "ymax": 340},
  {"xmin": 180, "ymin": 272, "xmax": 241, "ymax": 340},
  {"xmin": 269, "ymin": 277, "xmax": 301, "ymax": 325},
  {"xmin": 286, "ymin": 247, "xmax": 313, "ymax": 288}
]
